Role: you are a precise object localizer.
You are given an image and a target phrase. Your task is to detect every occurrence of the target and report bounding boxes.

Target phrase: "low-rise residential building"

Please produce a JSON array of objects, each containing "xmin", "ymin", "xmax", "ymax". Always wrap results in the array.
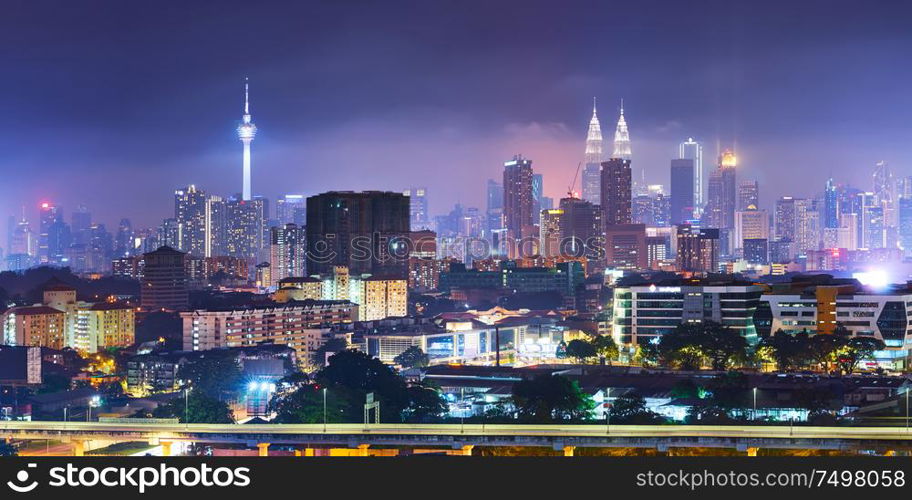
[
  {"xmin": 180, "ymin": 300, "xmax": 357, "ymax": 367},
  {"xmin": 2, "ymin": 306, "xmax": 66, "ymax": 349}
]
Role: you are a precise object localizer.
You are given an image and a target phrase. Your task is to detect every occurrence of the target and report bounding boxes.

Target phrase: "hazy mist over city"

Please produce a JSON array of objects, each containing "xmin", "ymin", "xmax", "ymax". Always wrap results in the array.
[{"xmin": 2, "ymin": 0, "xmax": 911, "ymax": 228}]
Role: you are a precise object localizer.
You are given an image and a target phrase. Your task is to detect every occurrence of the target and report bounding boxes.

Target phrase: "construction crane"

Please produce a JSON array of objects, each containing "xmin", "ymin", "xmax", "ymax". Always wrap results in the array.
[{"xmin": 567, "ymin": 162, "xmax": 582, "ymax": 199}]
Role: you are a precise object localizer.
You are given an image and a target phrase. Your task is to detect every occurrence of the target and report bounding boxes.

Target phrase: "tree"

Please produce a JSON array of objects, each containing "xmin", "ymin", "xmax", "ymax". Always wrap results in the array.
[
  {"xmin": 310, "ymin": 338, "xmax": 349, "ymax": 368},
  {"xmin": 270, "ymin": 384, "xmax": 355, "ymax": 423},
  {"xmin": 511, "ymin": 374, "xmax": 594, "ymax": 422},
  {"xmin": 699, "ymin": 321, "xmax": 748, "ymax": 370},
  {"xmin": 634, "ymin": 342, "xmax": 660, "ymax": 367},
  {"xmin": 393, "ymin": 346, "xmax": 429, "ymax": 369},
  {"xmin": 314, "ymin": 350, "xmax": 411, "ymax": 422},
  {"xmin": 835, "ymin": 336, "xmax": 885, "ymax": 374},
  {"xmin": 608, "ymin": 392, "xmax": 663, "ymax": 424},
  {"xmin": 404, "ymin": 383, "xmax": 447, "ymax": 422},
  {"xmin": 152, "ymin": 391, "xmax": 233, "ymax": 423},
  {"xmin": 590, "ymin": 334, "xmax": 619, "ymax": 364},
  {"xmin": 178, "ymin": 356, "xmax": 243, "ymax": 398},
  {"xmin": 565, "ymin": 339, "xmax": 598, "ymax": 364},
  {"xmin": 0, "ymin": 442, "xmax": 17, "ymax": 456}
]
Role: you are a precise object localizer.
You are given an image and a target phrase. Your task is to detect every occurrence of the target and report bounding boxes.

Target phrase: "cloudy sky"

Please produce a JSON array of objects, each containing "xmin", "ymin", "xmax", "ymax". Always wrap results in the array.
[{"xmin": 2, "ymin": 0, "xmax": 911, "ymax": 229}]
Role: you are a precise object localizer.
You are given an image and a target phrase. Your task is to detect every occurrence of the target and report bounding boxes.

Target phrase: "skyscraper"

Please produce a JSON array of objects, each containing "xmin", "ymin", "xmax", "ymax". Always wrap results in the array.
[
  {"xmin": 774, "ymin": 197, "xmax": 797, "ymax": 242},
  {"xmin": 675, "ymin": 225, "xmax": 719, "ymax": 273},
  {"xmin": 824, "ymin": 178, "xmax": 839, "ymax": 228},
  {"xmin": 532, "ymin": 173, "xmax": 544, "ymax": 225},
  {"xmin": 737, "ymin": 180, "xmax": 759, "ymax": 211},
  {"xmin": 679, "ymin": 138, "xmax": 703, "ymax": 210},
  {"xmin": 485, "ymin": 179, "xmax": 504, "ymax": 234},
  {"xmin": 140, "ymin": 246, "xmax": 189, "ymax": 311},
  {"xmin": 502, "ymin": 155, "xmax": 534, "ymax": 239},
  {"xmin": 305, "ymin": 191, "xmax": 410, "ymax": 277},
  {"xmin": 669, "ymin": 158, "xmax": 695, "ymax": 225},
  {"xmin": 174, "ymin": 185, "xmax": 208, "ymax": 257},
  {"xmin": 275, "ymin": 194, "xmax": 305, "ymax": 225},
  {"xmin": 581, "ymin": 98, "xmax": 603, "ymax": 205},
  {"xmin": 600, "ymin": 158, "xmax": 632, "ymax": 226},
  {"xmin": 612, "ymin": 101, "xmax": 631, "ymax": 160},
  {"xmin": 237, "ymin": 78, "xmax": 257, "ymax": 201},
  {"xmin": 403, "ymin": 187, "xmax": 429, "ymax": 230},
  {"xmin": 225, "ymin": 196, "xmax": 267, "ymax": 261},
  {"xmin": 268, "ymin": 223, "xmax": 306, "ymax": 288},
  {"xmin": 38, "ymin": 203, "xmax": 65, "ymax": 264},
  {"xmin": 705, "ymin": 151, "xmax": 737, "ymax": 229}
]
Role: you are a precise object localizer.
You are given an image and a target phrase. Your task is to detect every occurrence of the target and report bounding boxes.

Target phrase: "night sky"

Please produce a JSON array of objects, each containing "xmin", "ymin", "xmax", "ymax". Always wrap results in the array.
[{"xmin": 2, "ymin": 0, "xmax": 911, "ymax": 230}]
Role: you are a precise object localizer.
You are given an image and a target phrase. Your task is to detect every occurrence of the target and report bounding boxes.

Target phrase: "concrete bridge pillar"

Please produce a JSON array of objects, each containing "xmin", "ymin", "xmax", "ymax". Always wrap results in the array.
[
  {"xmin": 160, "ymin": 441, "xmax": 173, "ymax": 457},
  {"xmin": 356, "ymin": 444, "xmax": 370, "ymax": 457},
  {"xmin": 562, "ymin": 446, "xmax": 576, "ymax": 457},
  {"xmin": 257, "ymin": 443, "xmax": 270, "ymax": 457},
  {"xmin": 73, "ymin": 441, "xmax": 85, "ymax": 457}
]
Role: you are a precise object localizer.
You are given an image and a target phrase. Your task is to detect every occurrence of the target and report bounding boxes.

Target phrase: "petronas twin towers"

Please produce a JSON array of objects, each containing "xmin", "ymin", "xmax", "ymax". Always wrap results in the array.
[
  {"xmin": 584, "ymin": 98, "xmax": 630, "ymax": 164},
  {"xmin": 580, "ymin": 98, "xmax": 631, "ymax": 205}
]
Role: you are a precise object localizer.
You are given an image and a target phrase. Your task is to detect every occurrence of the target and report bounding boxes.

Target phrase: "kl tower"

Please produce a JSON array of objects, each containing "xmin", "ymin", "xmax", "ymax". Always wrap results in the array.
[{"xmin": 237, "ymin": 78, "xmax": 257, "ymax": 201}]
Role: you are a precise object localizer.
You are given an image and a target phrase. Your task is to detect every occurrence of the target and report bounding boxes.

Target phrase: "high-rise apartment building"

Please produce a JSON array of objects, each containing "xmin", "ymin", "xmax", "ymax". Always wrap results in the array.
[
  {"xmin": 305, "ymin": 191, "xmax": 410, "ymax": 277},
  {"xmin": 600, "ymin": 158, "xmax": 632, "ymax": 226}
]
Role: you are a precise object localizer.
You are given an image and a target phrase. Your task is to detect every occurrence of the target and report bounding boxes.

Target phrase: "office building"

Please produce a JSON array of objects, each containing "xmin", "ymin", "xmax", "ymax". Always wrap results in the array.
[
  {"xmin": 675, "ymin": 225, "xmax": 719, "ymax": 273},
  {"xmin": 670, "ymin": 158, "xmax": 695, "ymax": 225},
  {"xmin": 612, "ymin": 278, "xmax": 763, "ymax": 346}
]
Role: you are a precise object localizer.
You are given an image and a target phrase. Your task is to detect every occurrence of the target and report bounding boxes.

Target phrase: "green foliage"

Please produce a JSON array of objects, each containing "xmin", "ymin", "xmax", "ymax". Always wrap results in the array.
[
  {"xmin": 393, "ymin": 346, "xmax": 429, "ymax": 369},
  {"xmin": 511, "ymin": 374, "xmax": 594, "ymax": 422},
  {"xmin": 759, "ymin": 325, "xmax": 885, "ymax": 374},
  {"xmin": 310, "ymin": 338, "xmax": 349, "ymax": 368},
  {"xmin": 608, "ymin": 392, "xmax": 664, "ymax": 424},
  {"xmin": 404, "ymin": 382, "xmax": 447, "ymax": 422},
  {"xmin": 271, "ymin": 351, "xmax": 447, "ymax": 423},
  {"xmin": 657, "ymin": 321, "xmax": 748, "ymax": 370},
  {"xmin": 590, "ymin": 334, "xmax": 619, "ymax": 363},
  {"xmin": 634, "ymin": 342, "xmax": 660, "ymax": 367},
  {"xmin": 152, "ymin": 391, "xmax": 233, "ymax": 423},
  {"xmin": 178, "ymin": 356, "xmax": 243, "ymax": 397},
  {"xmin": 565, "ymin": 339, "xmax": 598, "ymax": 363},
  {"xmin": 270, "ymin": 384, "xmax": 355, "ymax": 423}
]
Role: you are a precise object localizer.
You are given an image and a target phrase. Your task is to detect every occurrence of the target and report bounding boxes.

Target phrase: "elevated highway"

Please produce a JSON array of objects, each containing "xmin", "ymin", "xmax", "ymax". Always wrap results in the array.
[{"xmin": 3, "ymin": 421, "xmax": 912, "ymax": 455}]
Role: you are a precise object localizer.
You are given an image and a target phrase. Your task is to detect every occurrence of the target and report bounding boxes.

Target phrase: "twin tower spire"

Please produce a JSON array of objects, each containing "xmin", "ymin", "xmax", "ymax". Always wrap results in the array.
[{"xmin": 585, "ymin": 97, "xmax": 630, "ymax": 163}]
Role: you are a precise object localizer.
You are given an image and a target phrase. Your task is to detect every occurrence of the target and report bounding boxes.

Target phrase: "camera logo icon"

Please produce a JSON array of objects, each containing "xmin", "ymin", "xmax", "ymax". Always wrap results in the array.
[{"xmin": 7, "ymin": 463, "xmax": 38, "ymax": 493}]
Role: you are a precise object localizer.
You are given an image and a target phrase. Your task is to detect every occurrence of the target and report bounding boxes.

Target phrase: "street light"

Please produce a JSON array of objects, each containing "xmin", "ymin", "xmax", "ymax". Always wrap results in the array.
[
  {"xmin": 752, "ymin": 387, "xmax": 758, "ymax": 421},
  {"xmin": 184, "ymin": 387, "xmax": 190, "ymax": 425},
  {"xmin": 605, "ymin": 387, "xmax": 612, "ymax": 434},
  {"xmin": 905, "ymin": 389, "xmax": 909, "ymax": 432}
]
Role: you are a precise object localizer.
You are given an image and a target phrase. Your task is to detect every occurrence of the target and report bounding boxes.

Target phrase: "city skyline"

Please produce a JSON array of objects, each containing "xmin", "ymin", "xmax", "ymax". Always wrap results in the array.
[{"xmin": 2, "ymin": 0, "xmax": 911, "ymax": 230}]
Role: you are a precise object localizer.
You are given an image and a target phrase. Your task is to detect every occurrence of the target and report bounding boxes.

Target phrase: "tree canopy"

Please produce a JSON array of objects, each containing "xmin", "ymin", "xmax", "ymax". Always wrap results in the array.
[{"xmin": 511, "ymin": 374, "xmax": 594, "ymax": 422}]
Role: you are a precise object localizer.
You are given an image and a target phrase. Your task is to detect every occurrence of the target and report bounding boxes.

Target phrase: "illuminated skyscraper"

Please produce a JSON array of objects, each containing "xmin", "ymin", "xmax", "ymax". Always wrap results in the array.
[
  {"xmin": 502, "ymin": 155, "xmax": 534, "ymax": 238},
  {"xmin": 174, "ymin": 185, "xmax": 208, "ymax": 257},
  {"xmin": 403, "ymin": 187, "xmax": 429, "ymax": 230},
  {"xmin": 824, "ymin": 178, "xmax": 839, "ymax": 228},
  {"xmin": 237, "ymin": 78, "xmax": 257, "ymax": 201},
  {"xmin": 268, "ymin": 223, "xmax": 306, "ymax": 288},
  {"xmin": 601, "ymin": 158, "xmax": 632, "ymax": 226},
  {"xmin": 612, "ymin": 100, "xmax": 631, "ymax": 160},
  {"xmin": 737, "ymin": 180, "xmax": 759, "ymax": 211},
  {"xmin": 581, "ymin": 98, "xmax": 603, "ymax": 204},
  {"xmin": 679, "ymin": 138, "xmax": 703, "ymax": 210},
  {"xmin": 704, "ymin": 151, "xmax": 737, "ymax": 230}
]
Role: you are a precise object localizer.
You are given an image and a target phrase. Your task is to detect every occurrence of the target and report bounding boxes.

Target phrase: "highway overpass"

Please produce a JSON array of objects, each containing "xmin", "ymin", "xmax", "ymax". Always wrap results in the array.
[{"xmin": 3, "ymin": 421, "xmax": 912, "ymax": 456}]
